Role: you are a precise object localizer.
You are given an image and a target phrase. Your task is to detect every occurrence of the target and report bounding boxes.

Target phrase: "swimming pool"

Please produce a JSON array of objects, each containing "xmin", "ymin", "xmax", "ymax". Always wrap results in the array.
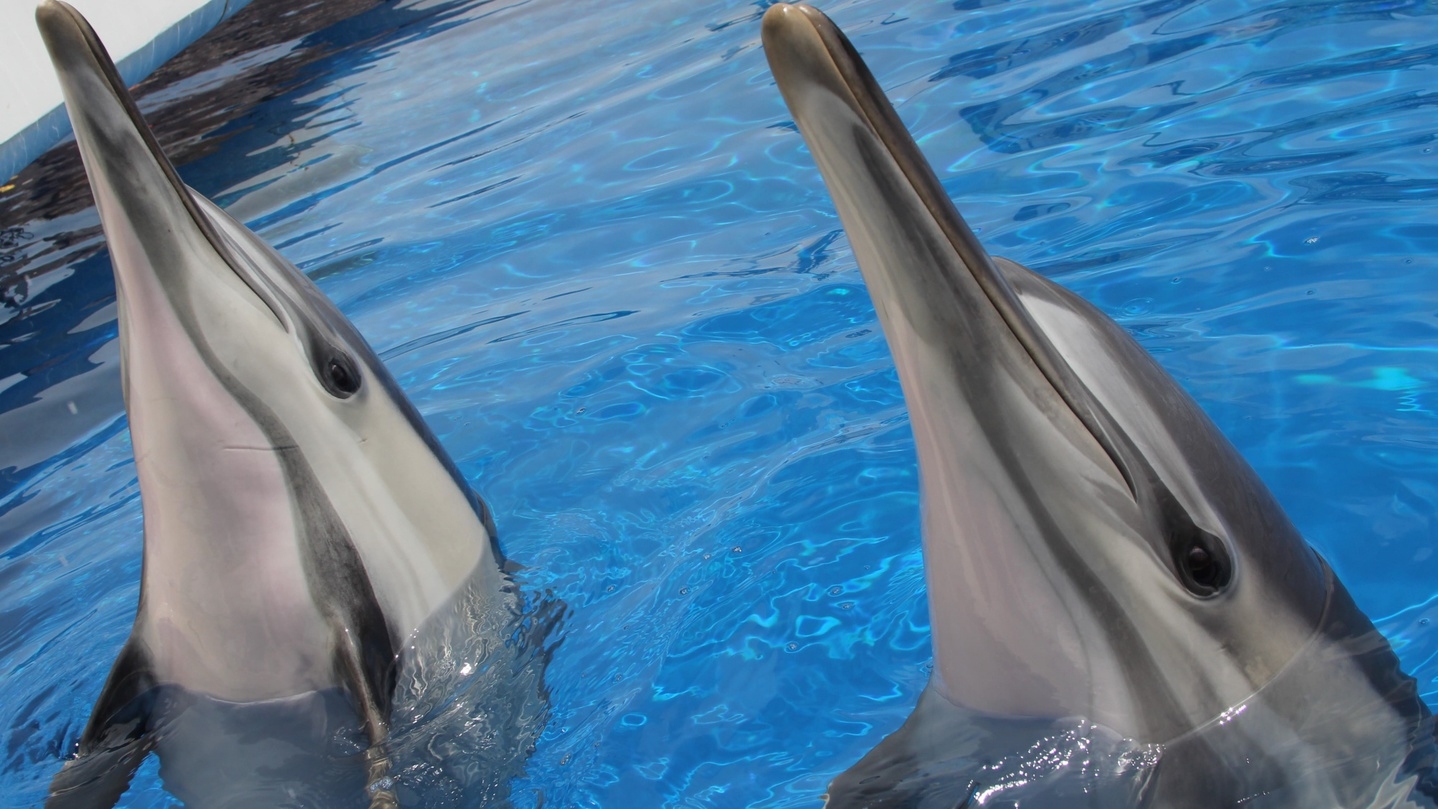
[{"xmin": 1, "ymin": 0, "xmax": 1435, "ymax": 805}]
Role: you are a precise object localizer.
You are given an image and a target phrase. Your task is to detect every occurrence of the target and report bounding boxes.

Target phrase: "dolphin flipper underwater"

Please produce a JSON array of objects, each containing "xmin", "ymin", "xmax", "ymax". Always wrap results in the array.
[
  {"xmin": 35, "ymin": 2, "xmax": 531, "ymax": 806},
  {"xmin": 762, "ymin": 4, "xmax": 1438, "ymax": 807}
]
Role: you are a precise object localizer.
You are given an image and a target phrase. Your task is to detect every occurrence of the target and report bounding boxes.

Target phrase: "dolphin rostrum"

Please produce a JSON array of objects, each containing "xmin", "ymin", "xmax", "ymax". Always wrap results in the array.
[
  {"xmin": 762, "ymin": 4, "xmax": 1437, "ymax": 806},
  {"xmin": 37, "ymin": 2, "xmax": 510, "ymax": 805}
]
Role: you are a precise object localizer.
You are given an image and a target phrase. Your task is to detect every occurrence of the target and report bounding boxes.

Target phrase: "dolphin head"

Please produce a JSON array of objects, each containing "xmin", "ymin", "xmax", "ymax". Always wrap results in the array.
[
  {"xmin": 763, "ymin": 3, "xmax": 1331, "ymax": 743},
  {"xmin": 37, "ymin": 0, "xmax": 492, "ymax": 702}
]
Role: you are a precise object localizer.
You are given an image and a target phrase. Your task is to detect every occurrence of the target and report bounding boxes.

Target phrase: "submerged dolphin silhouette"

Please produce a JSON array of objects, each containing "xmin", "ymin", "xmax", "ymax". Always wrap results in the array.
[
  {"xmin": 37, "ymin": 2, "xmax": 510, "ymax": 805},
  {"xmin": 762, "ymin": 4, "xmax": 1437, "ymax": 806}
]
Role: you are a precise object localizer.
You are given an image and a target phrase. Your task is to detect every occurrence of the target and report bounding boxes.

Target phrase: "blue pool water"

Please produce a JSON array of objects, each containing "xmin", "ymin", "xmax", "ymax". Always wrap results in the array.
[{"xmin": 1, "ymin": 0, "xmax": 1435, "ymax": 805}]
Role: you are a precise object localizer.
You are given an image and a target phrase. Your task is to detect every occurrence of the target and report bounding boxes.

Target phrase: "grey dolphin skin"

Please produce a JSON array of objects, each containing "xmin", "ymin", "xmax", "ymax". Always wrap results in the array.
[
  {"xmin": 762, "ymin": 4, "xmax": 1437, "ymax": 807},
  {"xmin": 36, "ymin": 1, "xmax": 510, "ymax": 806}
]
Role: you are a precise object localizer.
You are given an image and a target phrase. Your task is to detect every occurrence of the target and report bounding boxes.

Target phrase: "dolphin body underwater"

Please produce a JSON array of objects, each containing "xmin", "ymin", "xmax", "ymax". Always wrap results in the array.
[
  {"xmin": 762, "ymin": 4, "xmax": 1438, "ymax": 807},
  {"xmin": 36, "ymin": 2, "xmax": 523, "ymax": 806}
]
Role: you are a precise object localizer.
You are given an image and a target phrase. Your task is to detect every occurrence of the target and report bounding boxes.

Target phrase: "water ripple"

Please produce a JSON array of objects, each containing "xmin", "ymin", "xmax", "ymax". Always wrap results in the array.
[{"xmin": 0, "ymin": 0, "xmax": 1433, "ymax": 805}]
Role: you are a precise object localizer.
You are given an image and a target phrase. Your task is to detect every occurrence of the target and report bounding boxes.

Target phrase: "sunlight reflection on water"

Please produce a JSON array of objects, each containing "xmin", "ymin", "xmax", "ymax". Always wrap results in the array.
[{"xmin": 0, "ymin": 0, "xmax": 1434, "ymax": 805}]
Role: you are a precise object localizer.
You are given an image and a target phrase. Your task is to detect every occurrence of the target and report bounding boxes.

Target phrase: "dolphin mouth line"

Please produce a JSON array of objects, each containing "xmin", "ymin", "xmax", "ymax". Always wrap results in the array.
[
  {"xmin": 39, "ymin": 1, "xmax": 286, "ymax": 326},
  {"xmin": 768, "ymin": 4, "xmax": 1240, "ymax": 604},
  {"xmin": 792, "ymin": 9, "xmax": 1139, "ymax": 501},
  {"xmin": 221, "ymin": 444, "xmax": 301, "ymax": 453}
]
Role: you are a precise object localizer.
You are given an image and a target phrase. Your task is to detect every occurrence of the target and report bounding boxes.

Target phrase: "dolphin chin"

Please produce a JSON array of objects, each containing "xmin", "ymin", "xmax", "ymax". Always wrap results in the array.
[
  {"xmin": 762, "ymin": 4, "xmax": 1436, "ymax": 806},
  {"xmin": 36, "ymin": 2, "xmax": 515, "ymax": 806}
]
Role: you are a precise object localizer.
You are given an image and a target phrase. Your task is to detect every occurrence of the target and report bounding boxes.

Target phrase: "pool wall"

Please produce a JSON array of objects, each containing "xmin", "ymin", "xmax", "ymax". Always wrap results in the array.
[{"xmin": 0, "ymin": 0, "xmax": 254, "ymax": 184}]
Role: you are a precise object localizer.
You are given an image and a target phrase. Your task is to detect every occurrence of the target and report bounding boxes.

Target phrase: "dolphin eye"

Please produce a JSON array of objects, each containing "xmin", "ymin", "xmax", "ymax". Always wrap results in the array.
[
  {"xmin": 1177, "ymin": 538, "xmax": 1231, "ymax": 597},
  {"xmin": 321, "ymin": 353, "xmax": 361, "ymax": 398},
  {"xmin": 1187, "ymin": 547, "xmax": 1217, "ymax": 583}
]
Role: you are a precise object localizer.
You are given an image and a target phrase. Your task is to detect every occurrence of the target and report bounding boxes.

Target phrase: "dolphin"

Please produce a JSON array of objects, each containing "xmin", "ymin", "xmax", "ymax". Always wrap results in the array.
[
  {"xmin": 36, "ymin": 2, "xmax": 510, "ymax": 806},
  {"xmin": 762, "ymin": 4, "xmax": 1437, "ymax": 806}
]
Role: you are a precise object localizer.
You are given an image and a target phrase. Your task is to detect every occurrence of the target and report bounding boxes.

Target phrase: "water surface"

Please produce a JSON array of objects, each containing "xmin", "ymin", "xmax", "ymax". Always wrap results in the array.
[{"xmin": 1, "ymin": 0, "xmax": 1435, "ymax": 805}]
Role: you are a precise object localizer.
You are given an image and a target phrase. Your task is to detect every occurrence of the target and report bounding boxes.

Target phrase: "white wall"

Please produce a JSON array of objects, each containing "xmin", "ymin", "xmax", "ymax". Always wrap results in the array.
[{"xmin": 0, "ymin": 0, "xmax": 253, "ymax": 182}]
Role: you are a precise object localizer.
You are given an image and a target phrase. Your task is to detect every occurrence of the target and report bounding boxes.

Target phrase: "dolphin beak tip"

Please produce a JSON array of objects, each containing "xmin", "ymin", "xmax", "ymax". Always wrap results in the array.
[
  {"xmin": 35, "ymin": 0, "xmax": 93, "ymax": 67},
  {"xmin": 761, "ymin": 3, "xmax": 817, "ymax": 50},
  {"xmin": 35, "ymin": 0, "xmax": 75, "ymax": 38},
  {"xmin": 760, "ymin": 2, "xmax": 796, "ymax": 33},
  {"xmin": 763, "ymin": 2, "xmax": 849, "ymax": 101}
]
